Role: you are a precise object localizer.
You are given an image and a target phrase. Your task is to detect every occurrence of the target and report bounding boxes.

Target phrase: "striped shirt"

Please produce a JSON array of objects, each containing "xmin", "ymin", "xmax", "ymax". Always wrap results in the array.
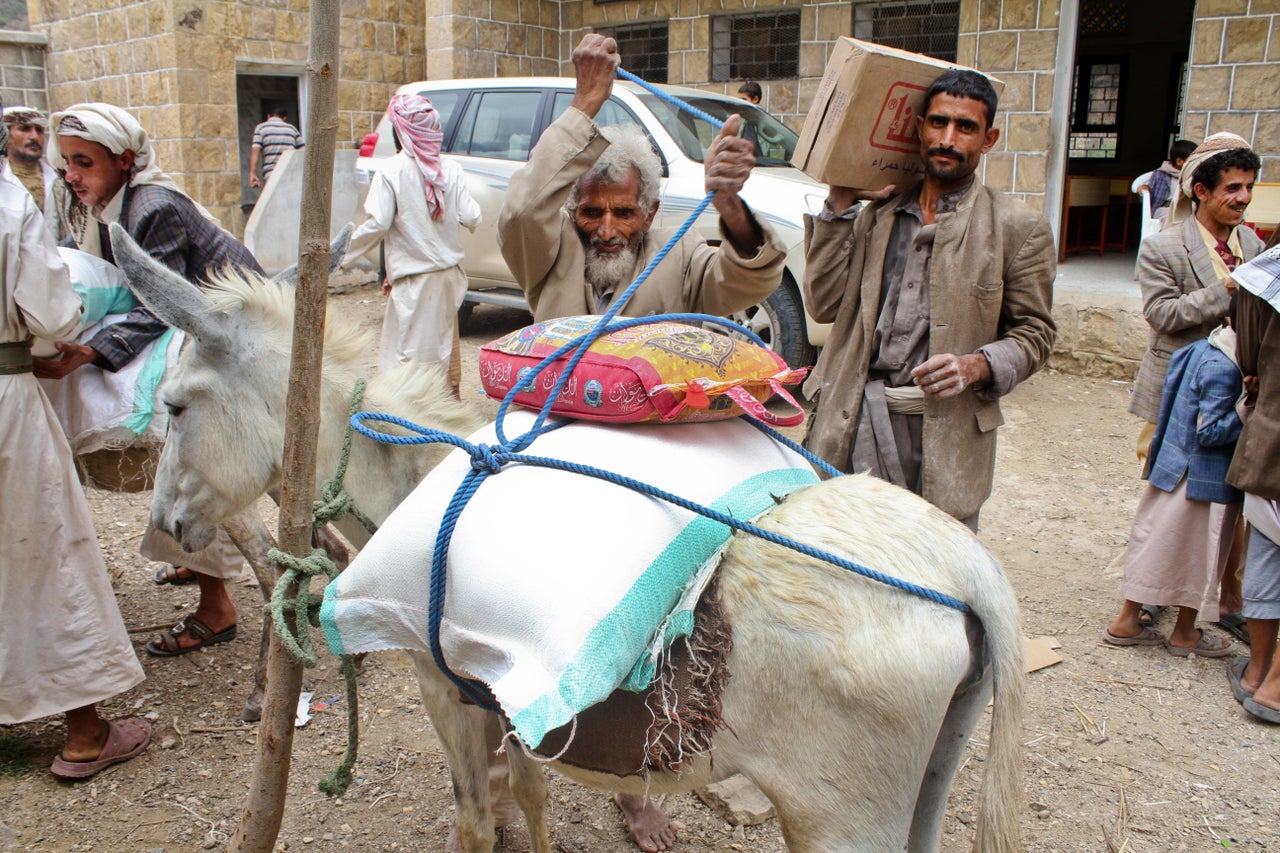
[{"xmin": 251, "ymin": 117, "xmax": 303, "ymax": 180}]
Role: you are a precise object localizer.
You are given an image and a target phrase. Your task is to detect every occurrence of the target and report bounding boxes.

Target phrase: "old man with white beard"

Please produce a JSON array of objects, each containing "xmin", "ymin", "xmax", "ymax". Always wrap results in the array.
[
  {"xmin": 494, "ymin": 34, "xmax": 785, "ymax": 852},
  {"xmin": 499, "ymin": 33, "xmax": 786, "ymax": 325}
]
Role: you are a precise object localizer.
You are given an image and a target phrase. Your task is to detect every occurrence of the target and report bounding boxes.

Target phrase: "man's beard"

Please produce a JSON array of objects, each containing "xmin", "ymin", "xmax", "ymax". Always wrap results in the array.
[
  {"xmin": 923, "ymin": 146, "xmax": 977, "ymax": 183},
  {"xmin": 9, "ymin": 143, "xmax": 43, "ymax": 166},
  {"xmin": 584, "ymin": 242, "xmax": 639, "ymax": 294}
]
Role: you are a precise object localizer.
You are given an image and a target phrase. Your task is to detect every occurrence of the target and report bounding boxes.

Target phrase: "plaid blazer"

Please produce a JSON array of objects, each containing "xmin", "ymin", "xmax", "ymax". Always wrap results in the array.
[
  {"xmin": 1129, "ymin": 216, "xmax": 1263, "ymax": 422},
  {"xmin": 87, "ymin": 184, "xmax": 263, "ymax": 371},
  {"xmin": 1147, "ymin": 337, "xmax": 1243, "ymax": 504}
]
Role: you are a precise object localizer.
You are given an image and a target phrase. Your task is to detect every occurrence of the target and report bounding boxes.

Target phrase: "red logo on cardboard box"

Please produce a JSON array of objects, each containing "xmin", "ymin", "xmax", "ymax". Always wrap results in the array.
[{"xmin": 870, "ymin": 82, "xmax": 925, "ymax": 153}]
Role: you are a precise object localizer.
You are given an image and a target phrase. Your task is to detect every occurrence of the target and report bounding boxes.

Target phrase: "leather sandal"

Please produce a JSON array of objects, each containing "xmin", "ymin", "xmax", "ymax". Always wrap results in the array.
[{"xmin": 145, "ymin": 613, "xmax": 237, "ymax": 657}]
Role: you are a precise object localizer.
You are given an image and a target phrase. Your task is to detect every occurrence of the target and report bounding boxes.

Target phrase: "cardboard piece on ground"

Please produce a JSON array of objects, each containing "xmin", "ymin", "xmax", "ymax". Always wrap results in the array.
[
  {"xmin": 792, "ymin": 37, "xmax": 1004, "ymax": 190},
  {"xmin": 1024, "ymin": 636, "xmax": 1062, "ymax": 673}
]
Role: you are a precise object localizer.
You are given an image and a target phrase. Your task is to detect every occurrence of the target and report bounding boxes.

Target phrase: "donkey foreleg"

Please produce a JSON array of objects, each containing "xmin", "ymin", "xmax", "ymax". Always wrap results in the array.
[{"xmin": 409, "ymin": 651, "xmax": 499, "ymax": 853}]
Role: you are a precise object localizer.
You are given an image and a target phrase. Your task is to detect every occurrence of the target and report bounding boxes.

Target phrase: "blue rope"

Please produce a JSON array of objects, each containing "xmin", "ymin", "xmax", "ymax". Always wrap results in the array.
[
  {"xmin": 616, "ymin": 68, "xmax": 726, "ymax": 130},
  {"xmin": 346, "ymin": 68, "xmax": 972, "ymax": 710}
]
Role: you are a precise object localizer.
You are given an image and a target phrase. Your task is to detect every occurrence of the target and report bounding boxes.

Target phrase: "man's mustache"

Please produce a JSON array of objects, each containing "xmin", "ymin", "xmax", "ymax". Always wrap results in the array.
[{"xmin": 927, "ymin": 146, "xmax": 963, "ymax": 160}]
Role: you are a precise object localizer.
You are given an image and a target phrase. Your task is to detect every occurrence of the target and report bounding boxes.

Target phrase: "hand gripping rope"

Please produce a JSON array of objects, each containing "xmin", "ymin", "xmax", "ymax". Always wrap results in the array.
[{"xmin": 350, "ymin": 67, "xmax": 971, "ymax": 712}]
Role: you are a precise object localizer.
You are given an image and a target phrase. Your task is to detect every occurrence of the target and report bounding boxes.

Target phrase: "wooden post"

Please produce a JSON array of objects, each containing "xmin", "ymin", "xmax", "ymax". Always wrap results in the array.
[{"xmin": 227, "ymin": 2, "xmax": 341, "ymax": 850}]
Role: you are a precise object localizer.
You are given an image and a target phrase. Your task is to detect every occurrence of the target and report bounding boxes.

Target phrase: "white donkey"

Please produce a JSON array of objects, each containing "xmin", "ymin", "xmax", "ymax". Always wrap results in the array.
[{"xmin": 110, "ymin": 224, "xmax": 1026, "ymax": 853}]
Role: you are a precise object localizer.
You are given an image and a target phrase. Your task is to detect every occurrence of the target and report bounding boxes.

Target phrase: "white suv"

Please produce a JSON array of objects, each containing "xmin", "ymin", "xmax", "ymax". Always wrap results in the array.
[{"xmin": 356, "ymin": 78, "xmax": 829, "ymax": 369}]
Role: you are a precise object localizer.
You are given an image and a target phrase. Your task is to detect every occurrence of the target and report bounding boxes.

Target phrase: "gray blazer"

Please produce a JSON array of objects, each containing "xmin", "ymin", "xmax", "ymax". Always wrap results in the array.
[{"xmin": 1129, "ymin": 216, "xmax": 1263, "ymax": 422}]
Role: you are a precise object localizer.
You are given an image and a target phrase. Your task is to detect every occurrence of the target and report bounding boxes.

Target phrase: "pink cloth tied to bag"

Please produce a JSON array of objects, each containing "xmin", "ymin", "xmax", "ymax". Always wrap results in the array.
[{"xmin": 388, "ymin": 92, "xmax": 447, "ymax": 221}]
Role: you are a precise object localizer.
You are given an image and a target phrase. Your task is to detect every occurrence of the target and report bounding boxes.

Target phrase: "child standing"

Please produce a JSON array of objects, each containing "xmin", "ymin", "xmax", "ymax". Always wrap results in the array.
[{"xmin": 345, "ymin": 93, "xmax": 481, "ymax": 395}]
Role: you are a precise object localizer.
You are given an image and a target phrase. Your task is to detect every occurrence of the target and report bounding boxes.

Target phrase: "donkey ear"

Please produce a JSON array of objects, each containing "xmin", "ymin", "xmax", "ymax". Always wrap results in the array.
[
  {"xmin": 270, "ymin": 222, "xmax": 355, "ymax": 287},
  {"xmin": 108, "ymin": 223, "xmax": 233, "ymax": 356}
]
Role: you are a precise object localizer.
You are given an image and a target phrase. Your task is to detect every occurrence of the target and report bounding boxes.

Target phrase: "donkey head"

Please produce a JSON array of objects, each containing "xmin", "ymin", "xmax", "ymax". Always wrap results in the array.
[{"xmin": 110, "ymin": 223, "xmax": 296, "ymax": 551}]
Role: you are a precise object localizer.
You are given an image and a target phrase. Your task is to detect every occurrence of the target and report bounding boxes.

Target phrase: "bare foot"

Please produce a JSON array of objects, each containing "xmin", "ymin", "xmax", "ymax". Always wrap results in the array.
[{"xmin": 614, "ymin": 793, "xmax": 677, "ymax": 852}]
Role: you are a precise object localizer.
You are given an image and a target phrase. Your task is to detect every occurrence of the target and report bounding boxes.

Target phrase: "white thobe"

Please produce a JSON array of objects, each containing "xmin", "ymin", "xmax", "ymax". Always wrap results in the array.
[
  {"xmin": 0, "ymin": 173, "xmax": 145, "ymax": 723},
  {"xmin": 346, "ymin": 153, "xmax": 480, "ymax": 375}
]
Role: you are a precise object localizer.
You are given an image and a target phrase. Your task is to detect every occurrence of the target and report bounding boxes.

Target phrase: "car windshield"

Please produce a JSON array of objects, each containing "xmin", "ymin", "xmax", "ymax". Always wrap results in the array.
[{"xmin": 638, "ymin": 94, "xmax": 799, "ymax": 166}]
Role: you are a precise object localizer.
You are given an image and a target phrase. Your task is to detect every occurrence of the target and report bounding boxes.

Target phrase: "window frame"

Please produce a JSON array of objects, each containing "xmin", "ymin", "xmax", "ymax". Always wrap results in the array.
[
  {"xmin": 709, "ymin": 10, "xmax": 802, "ymax": 83},
  {"xmin": 1068, "ymin": 57, "xmax": 1127, "ymax": 161},
  {"xmin": 596, "ymin": 20, "xmax": 671, "ymax": 85},
  {"xmin": 852, "ymin": 0, "xmax": 961, "ymax": 64}
]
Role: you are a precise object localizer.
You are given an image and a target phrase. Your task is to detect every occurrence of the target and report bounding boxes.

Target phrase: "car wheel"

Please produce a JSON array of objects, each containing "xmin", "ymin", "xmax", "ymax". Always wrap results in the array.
[
  {"xmin": 726, "ymin": 274, "xmax": 816, "ymax": 370},
  {"xmin": 457, "ymin": 299, "xmax": 476, "ymax": 332}
]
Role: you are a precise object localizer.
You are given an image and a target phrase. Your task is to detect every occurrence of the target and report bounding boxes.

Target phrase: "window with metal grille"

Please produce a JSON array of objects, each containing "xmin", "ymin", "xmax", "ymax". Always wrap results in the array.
[
  {"xmin": 1069, "ymin": 60, "xmax": 1123, "ymax": 159},
  {"xmin": 853, "ymin": 1, "xmax": 960, "ymax": 63},
  {"xmin": 1080, "ymin": 0, "xmax": 1128, "ymax": 36},
  {"xmin": 710, "ymin": 11, "xmax": 801, "ymax": 83},
  {"xmin": 597, "ymin": 21, "xmax": 669, "ymax": 84}
]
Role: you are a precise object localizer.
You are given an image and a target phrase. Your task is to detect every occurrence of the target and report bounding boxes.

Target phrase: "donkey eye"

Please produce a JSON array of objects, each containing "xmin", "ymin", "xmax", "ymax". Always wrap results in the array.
[{"xmin": 166, "ymin": 403, "xmax": 185, "ymax": 417}]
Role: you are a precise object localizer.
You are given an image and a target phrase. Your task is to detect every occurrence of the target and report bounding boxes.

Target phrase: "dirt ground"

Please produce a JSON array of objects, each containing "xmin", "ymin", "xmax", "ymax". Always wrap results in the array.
[{"xmin": 2, "ymin": 283, "xmax": 1278, "ymax": 853}]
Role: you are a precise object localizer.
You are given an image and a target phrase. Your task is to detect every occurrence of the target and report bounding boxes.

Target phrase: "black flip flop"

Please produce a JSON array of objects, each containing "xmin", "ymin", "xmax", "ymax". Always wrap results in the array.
[
  {"xmin": 1214, "ymin": 612, "xmax": 1251, "ymax": 645},
  {"xmin": 1227, "ymin": 656, "xmax": 1252, "ymax": 706},
  {"xmin": 1243, "ymin": 696, "xmax": 1280, "ymax": 725}
]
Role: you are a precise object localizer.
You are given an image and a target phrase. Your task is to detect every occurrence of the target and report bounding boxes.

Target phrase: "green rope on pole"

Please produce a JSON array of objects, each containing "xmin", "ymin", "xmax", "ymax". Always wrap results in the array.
[
  {"xmin": 313, "ymin": 378, "xmax": 379, "ymax": 535},
  {"xmin": 265, "ymin": 544, "xmax": 361, "ymax": 796},
  {"xmin": 318, "ymin": 652, "xmax": 360, "ymax": 797}
]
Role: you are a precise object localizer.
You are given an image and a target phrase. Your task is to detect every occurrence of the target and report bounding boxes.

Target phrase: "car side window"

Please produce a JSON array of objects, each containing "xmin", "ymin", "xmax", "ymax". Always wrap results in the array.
[
  {"xmin": 551, "ymin": 92, "xmax": 640, "ymax": 132},
  {"xmin": 451, "ymin": 91, "xmax": 541, "ymax": 161}
]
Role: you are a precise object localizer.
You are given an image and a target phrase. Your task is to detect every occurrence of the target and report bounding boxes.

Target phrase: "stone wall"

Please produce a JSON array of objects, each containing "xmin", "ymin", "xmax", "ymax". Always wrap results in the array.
[
  {"xmin": 956, "ymin": 0, "xmax": 1058, "ymax": 212},
  {"xmin": 1050, "ymin": 290, "xmax": 1145, "ymax": 380},
  {"xmin": 1184, "ymin": 0, "xmax": 1280, "ymax": 178},
  {"xmin": 0, "ymin": 29, "xmax": 49, "ymax": 112},
  {"xmin": 426, "ymin": 0, "xmax": 566, "ymax": 80},
  {"xmin": 27, "ymin": 1, "xmax": 424, "ymax": 226}
]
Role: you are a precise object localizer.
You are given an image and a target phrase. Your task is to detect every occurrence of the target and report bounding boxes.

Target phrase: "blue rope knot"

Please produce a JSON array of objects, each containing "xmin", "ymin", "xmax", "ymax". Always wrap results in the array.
[{"xmin": 468, "ymin": 443, "xmax": 504, "ymax": 474}]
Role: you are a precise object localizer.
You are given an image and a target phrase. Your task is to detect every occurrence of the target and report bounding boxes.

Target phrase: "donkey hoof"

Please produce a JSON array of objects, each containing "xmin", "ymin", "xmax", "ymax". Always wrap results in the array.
[{"xmin": 240, "ymin": 700, "xmax": 263, "ymax": 723}]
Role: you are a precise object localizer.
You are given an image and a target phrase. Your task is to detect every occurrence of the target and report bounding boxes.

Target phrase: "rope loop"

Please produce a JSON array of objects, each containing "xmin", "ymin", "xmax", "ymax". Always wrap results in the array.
[{"xmin": 267, "ymin": 546, "xmax": 340, "ymax": 668}]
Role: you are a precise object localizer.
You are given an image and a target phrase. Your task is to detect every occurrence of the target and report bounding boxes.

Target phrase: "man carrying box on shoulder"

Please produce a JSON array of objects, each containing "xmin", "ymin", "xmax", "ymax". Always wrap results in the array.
[{"xmin": 802, "ymin": 69, "xmax": 1056, "ymax": 530}]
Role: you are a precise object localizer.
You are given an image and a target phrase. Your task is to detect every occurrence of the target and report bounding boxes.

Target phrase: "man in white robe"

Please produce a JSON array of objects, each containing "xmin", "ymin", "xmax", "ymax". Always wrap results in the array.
[{"xmin": 0, "ymin": 122, "xmax": 150, "ymax": 779}]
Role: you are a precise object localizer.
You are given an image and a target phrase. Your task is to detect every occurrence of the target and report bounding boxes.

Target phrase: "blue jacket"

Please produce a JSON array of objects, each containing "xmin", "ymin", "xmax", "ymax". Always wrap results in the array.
[{"xmin": 1146, "ymin": 336, "xmax": 1243, "ymax": 504}]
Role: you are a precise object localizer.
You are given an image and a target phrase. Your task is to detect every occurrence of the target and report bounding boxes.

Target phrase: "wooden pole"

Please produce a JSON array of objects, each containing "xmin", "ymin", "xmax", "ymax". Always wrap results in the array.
[{"xmin": 227, "ymin": 2, "xmax": 341, "ymax": 850}]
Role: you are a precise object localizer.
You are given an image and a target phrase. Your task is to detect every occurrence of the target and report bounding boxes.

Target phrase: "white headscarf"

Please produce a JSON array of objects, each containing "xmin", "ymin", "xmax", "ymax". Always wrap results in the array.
[
  {"xmin": 47, "ymin": 102, "xmax": 221, "ymax": 252},
  {"xmin": 49, "ymin": 103, "xmax": 192, "ymax": 198},
  {"xmin": 1167, "ymin": 132, "xmax": 1253, "ymax": 228},
  {"xmin": 387, "ymin": 93, "xmax": 447, "ymax": 221}
]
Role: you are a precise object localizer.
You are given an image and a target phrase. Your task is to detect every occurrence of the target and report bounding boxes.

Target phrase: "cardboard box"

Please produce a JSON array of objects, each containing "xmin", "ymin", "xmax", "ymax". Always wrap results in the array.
[{"xmin": 792, "ymin": 38, "xmax": 1003, "ymax": 189}]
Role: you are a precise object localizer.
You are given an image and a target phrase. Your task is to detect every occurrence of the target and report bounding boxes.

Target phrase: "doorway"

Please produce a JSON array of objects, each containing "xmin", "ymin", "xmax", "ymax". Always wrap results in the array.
[
  {"xmin": 235, "ymin": 71, "xmax": 304, "ymax": 233},
  {"xmin": 1059, "ymin": 0, "xmax": 1195, "ymax": 262}
]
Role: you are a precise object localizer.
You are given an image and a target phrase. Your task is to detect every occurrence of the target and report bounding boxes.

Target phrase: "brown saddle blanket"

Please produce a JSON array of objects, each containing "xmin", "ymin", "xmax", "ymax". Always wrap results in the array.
[{"xmin": 529, "ymin": 580, "xmax": 733, "ymax": 778}]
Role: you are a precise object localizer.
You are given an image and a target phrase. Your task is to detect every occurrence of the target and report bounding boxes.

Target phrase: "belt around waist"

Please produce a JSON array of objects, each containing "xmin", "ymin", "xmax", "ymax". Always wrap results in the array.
[{"xmin": 0, "ymin": 340, "xmax": 33, "ymax": 375}]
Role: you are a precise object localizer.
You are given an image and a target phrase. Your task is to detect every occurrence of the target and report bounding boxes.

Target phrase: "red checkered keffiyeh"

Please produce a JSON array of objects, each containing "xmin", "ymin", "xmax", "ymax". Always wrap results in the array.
[{"xmin": 388, "ymin": 93, "xmax": 446, "ymax": 221}]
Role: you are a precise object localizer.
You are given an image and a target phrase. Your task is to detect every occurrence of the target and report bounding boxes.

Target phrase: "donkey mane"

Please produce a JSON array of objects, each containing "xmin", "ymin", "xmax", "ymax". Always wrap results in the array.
[{"xmin": 199, "ymin": 267, "xmax": 483, "ymax": 440}]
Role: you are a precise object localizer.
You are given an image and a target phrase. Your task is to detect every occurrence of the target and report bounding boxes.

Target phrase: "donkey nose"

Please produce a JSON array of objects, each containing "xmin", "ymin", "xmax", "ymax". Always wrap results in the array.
[{"xmin": 172, "ymin": 519, "xmax": 184, "ymax": 543}]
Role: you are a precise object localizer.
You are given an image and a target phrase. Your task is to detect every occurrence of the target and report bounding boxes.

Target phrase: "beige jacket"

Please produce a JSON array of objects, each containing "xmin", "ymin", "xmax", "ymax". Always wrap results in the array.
[
  {"xmin": 802, "ymin": 180, "xmax": 1056, "ymax": 520},
  {"xmin": 498, "ymin": 107, "xmax": 787, "ymax": 321}
]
